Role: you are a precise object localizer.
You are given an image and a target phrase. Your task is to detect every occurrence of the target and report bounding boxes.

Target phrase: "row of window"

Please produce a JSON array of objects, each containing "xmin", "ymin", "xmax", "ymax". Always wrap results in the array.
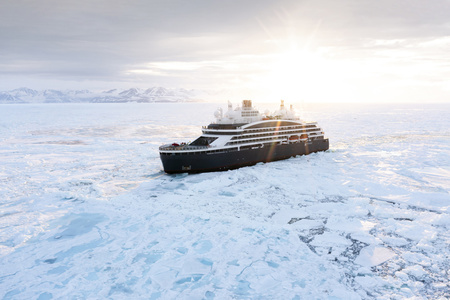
[
  {"xmin": 232, "ymin": 128, "xmax": 320, "ymax": 140},
  {"xmin": 202, "ymin": 131, "xmax": 238, "ymax": 135},
  {"xmin": 226, "ymin": 137, "xmax": 282, "ymax": 146},
  {"xmin": 226, "ymin": 135, "xmax": 318, "ymax": 146},
  {"xmin": 241, "ymin": 111, "xmax": 259, "ymax": 117},
  {"xmin": 160, "ymin": 147, "xmax": 239, "ymax": 156},
  {"xmin": 201, "ymin": 125, "xmax": 320, "ymax": 136},
  {"xmin": 244, "ymin": 123, "xmax": 317, "ymax": 131},
  {"xmin": 226, "ymin": 132, "xmax": 325, "ymax": 146}
]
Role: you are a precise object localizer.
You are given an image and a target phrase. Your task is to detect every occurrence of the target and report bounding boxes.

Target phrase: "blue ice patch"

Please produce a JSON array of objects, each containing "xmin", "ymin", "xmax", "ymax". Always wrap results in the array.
[
  {"xmin": 43, "ymin": 258, "xmax": 57, "ymax": 264},
  {"xmin": 53, "ymin": 213, "xmax": 107, "ymax": 240},
  {"xmin": 47, "ymin": 266, "xmax": 69, "ymax": 275},
  {"xmin": 132, "ymin": 252, "xmax": 162, "ymax": 264},
  {"xmin": 108, "ymin": 283, "xmax": 133, "ymax": 296},
  {"xmin": 149, "ymin": 292, "xmax": 161, "ymax": 300},
  {"xmin": 192, "ymin": 240, "xmax": 212, "ymax": 254},
  {"xmin": 227, "ymin": 259, "xmax": 240, "ymax": 266},
  {"xmin": 176, "ymin": 247, "xmax": 188, "ymax": 254},
  {"xmin": 292, "ymin": 280, "xmax": 306, "ymax": 288},
  {"xmin": 55, "ymin": 239, "xmax": 103, "ymax": 262},
  {"xmin": 219, "ymin": 191, "xmax": 235, "ymax": 197},
  {"xmin": 174, "ymin": 274, "xmax": 203, "ymax": 285},
  {"xmin": 37, "ymin": 292, "xmax": 53, "ymax": 300},
  {"xmin": 234, "ymin": 280, "xmax": 252, "ymax": 296},
  {"xmin": 3, "ymin": 289, "xmax": 22, "ymax": 300},
  {"xmin": 267, "ymin": 261, "xmax": 279, "ymax": 268},
  {"xmin": 198, "ymin": 258, "xmax": 213, "ymax": 266},
  {"xmin": 85, "ymin": 272, "xmax": 99, "ymax": 281}
]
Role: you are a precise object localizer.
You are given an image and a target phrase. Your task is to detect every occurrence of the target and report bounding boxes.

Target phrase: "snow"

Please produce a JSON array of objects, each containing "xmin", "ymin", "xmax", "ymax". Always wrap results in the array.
[
  {"xmin": 354, "ymin": 246, "xmax": 396, "ymax": 267},
  {"xmin": 0, "ymin": 102, "xmax": 449, "ymax": 299},
  {"xmin": 0, "ymin": 87, "xmax": 206, "ymax": 104}
]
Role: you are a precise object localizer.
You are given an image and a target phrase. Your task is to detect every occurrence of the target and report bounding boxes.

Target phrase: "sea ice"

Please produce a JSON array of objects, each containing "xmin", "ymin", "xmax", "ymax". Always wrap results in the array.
[
  {"xmin": 354, "ymin": 246, "xmax": 396, "ymax": 267},
  {"xmin": 0, "ymin": 103, "xmax": 449, "ymax": 299}
]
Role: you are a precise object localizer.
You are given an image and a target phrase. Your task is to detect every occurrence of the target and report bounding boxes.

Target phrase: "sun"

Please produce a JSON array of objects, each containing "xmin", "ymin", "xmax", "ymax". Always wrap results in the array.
[
  {"xmin": 260, "ymin": 47, "xmax": 352, "ymax": 103},
  {"xmin": 267, "ymin": 49, "xmax": 329, "ymax": 101}
]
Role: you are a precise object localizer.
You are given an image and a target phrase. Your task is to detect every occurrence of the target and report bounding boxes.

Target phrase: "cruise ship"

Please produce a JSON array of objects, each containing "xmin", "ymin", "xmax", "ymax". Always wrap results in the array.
[{"xmin": 159, "ymin": 100, "xmax": 329, "ymax": 173}]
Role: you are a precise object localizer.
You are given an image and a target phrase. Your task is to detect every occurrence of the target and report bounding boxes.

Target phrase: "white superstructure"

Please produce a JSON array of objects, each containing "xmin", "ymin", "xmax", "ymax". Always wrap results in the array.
[
  {"xmin": 159, "ymin": 100, "xmax": 329, "ymax": 173},
  {"xmin": 161, "ymin": 100, "xmax": 326, "ymax": 153},
  {"xmin": 214, "ymin": 99, "xmax": 298, "ymax": 125}
]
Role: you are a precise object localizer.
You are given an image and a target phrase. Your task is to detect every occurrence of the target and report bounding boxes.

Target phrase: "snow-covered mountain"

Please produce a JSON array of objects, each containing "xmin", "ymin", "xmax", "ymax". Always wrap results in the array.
[{"xmin": 0, "ymin": 87, "xmax": 206, "ymax": 103}]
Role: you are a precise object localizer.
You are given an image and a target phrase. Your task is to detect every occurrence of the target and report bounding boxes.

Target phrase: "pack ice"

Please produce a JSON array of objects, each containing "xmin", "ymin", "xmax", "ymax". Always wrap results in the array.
[{"xmin": 0, "ymin": 102, "xmax": 449, "ymax": 299}]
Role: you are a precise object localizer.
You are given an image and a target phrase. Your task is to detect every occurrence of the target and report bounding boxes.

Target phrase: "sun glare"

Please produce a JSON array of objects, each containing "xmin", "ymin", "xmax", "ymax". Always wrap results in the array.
[
  {"xmin": 271, "ymin": 49, "xmax": 321, "ymax": 98},
  {"xmin": 260, "ymin": 48, "xmax": 353, "ymax": 103}
]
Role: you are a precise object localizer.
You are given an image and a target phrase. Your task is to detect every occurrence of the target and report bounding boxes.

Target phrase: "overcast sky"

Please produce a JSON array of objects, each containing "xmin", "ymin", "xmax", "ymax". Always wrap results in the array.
[{"xmin": 1, "ymin": 0, "xmax": 450, "ymax": 102}]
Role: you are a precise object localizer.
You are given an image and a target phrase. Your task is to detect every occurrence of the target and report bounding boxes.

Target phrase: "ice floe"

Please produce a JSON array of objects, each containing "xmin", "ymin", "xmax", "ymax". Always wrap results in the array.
[{"xmin": 0, "ymin": 103, "xmax": 449, "ymax": 299}]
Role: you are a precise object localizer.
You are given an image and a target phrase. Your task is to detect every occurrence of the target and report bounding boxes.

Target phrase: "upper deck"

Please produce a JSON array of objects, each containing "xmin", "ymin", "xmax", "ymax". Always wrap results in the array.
[
  {"xmin": 159, "ymin": 100, "xmax": 326, "ymax": 153},
  {"xmin": 206, "ymin": 123, "xmax": 247, "ymax": 130}
]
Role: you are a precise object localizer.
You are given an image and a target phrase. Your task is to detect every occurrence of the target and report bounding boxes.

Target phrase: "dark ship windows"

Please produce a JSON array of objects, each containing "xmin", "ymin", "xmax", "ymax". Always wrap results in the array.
[{"xmin": 190, "ymin": 136, "xmax": 218, "ymax": 146}]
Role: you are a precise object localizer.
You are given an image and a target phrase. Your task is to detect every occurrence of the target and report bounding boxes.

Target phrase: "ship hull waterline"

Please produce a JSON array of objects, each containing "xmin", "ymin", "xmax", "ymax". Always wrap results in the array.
[{"xmin": 160, "ymin": 139, "xmax": 329, "ymax": 174}]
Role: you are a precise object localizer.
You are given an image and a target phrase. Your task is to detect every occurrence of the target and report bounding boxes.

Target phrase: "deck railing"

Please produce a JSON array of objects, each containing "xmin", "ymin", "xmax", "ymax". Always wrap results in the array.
[{"xmin": 159, "ymin": 144, "xmax": 213, "ymax": 151}]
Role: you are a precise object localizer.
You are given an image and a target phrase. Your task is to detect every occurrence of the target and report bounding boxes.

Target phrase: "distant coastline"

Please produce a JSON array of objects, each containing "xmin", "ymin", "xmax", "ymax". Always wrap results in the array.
[{"xmin": 0, "ymin": 87, "xmax": 208, "ymax": 104}]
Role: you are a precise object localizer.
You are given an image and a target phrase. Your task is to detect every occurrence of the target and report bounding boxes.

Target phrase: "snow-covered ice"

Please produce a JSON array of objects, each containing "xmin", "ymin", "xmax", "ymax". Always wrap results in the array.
[{"xmin": 0, "ymin": 102, "xmax": 449, "ymax": 299}]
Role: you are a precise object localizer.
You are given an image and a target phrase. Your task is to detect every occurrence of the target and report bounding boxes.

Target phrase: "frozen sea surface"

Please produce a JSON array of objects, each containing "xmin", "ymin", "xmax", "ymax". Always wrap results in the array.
[{"xmin": 0, "ymin": 102, "xmax": 449, "ymax": 299}]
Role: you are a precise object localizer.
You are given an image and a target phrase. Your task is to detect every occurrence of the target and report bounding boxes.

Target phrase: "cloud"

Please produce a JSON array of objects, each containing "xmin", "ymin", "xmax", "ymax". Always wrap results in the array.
[{"xmin": 1, "ymin": 0, "xmax": 450, "ymax": 102}]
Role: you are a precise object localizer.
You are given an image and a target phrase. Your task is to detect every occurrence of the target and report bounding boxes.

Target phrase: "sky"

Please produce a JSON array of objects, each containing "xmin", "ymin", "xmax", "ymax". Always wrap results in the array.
[{"xmin": 1, "ymin": 0, "xmax": 450, "ymax": 103}]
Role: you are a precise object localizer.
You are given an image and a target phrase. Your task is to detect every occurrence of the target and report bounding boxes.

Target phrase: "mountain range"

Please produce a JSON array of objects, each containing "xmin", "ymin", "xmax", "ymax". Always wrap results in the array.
[{"xmin": 0, "ymin": 87, "xmax": 208, "ymax": 103}]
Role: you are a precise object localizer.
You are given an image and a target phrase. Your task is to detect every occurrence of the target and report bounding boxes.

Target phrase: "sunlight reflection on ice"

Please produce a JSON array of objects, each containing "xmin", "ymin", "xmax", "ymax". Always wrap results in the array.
[{"xmin": 0, "ymin": 103, "xmax": 449, "ymax": 299}]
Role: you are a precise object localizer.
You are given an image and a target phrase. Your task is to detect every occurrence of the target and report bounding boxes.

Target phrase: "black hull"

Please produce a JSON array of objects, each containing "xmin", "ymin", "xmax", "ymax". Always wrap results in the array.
[{"xmin": 160, "ymin": 139, "xmax": 329, "ymax": 174}]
